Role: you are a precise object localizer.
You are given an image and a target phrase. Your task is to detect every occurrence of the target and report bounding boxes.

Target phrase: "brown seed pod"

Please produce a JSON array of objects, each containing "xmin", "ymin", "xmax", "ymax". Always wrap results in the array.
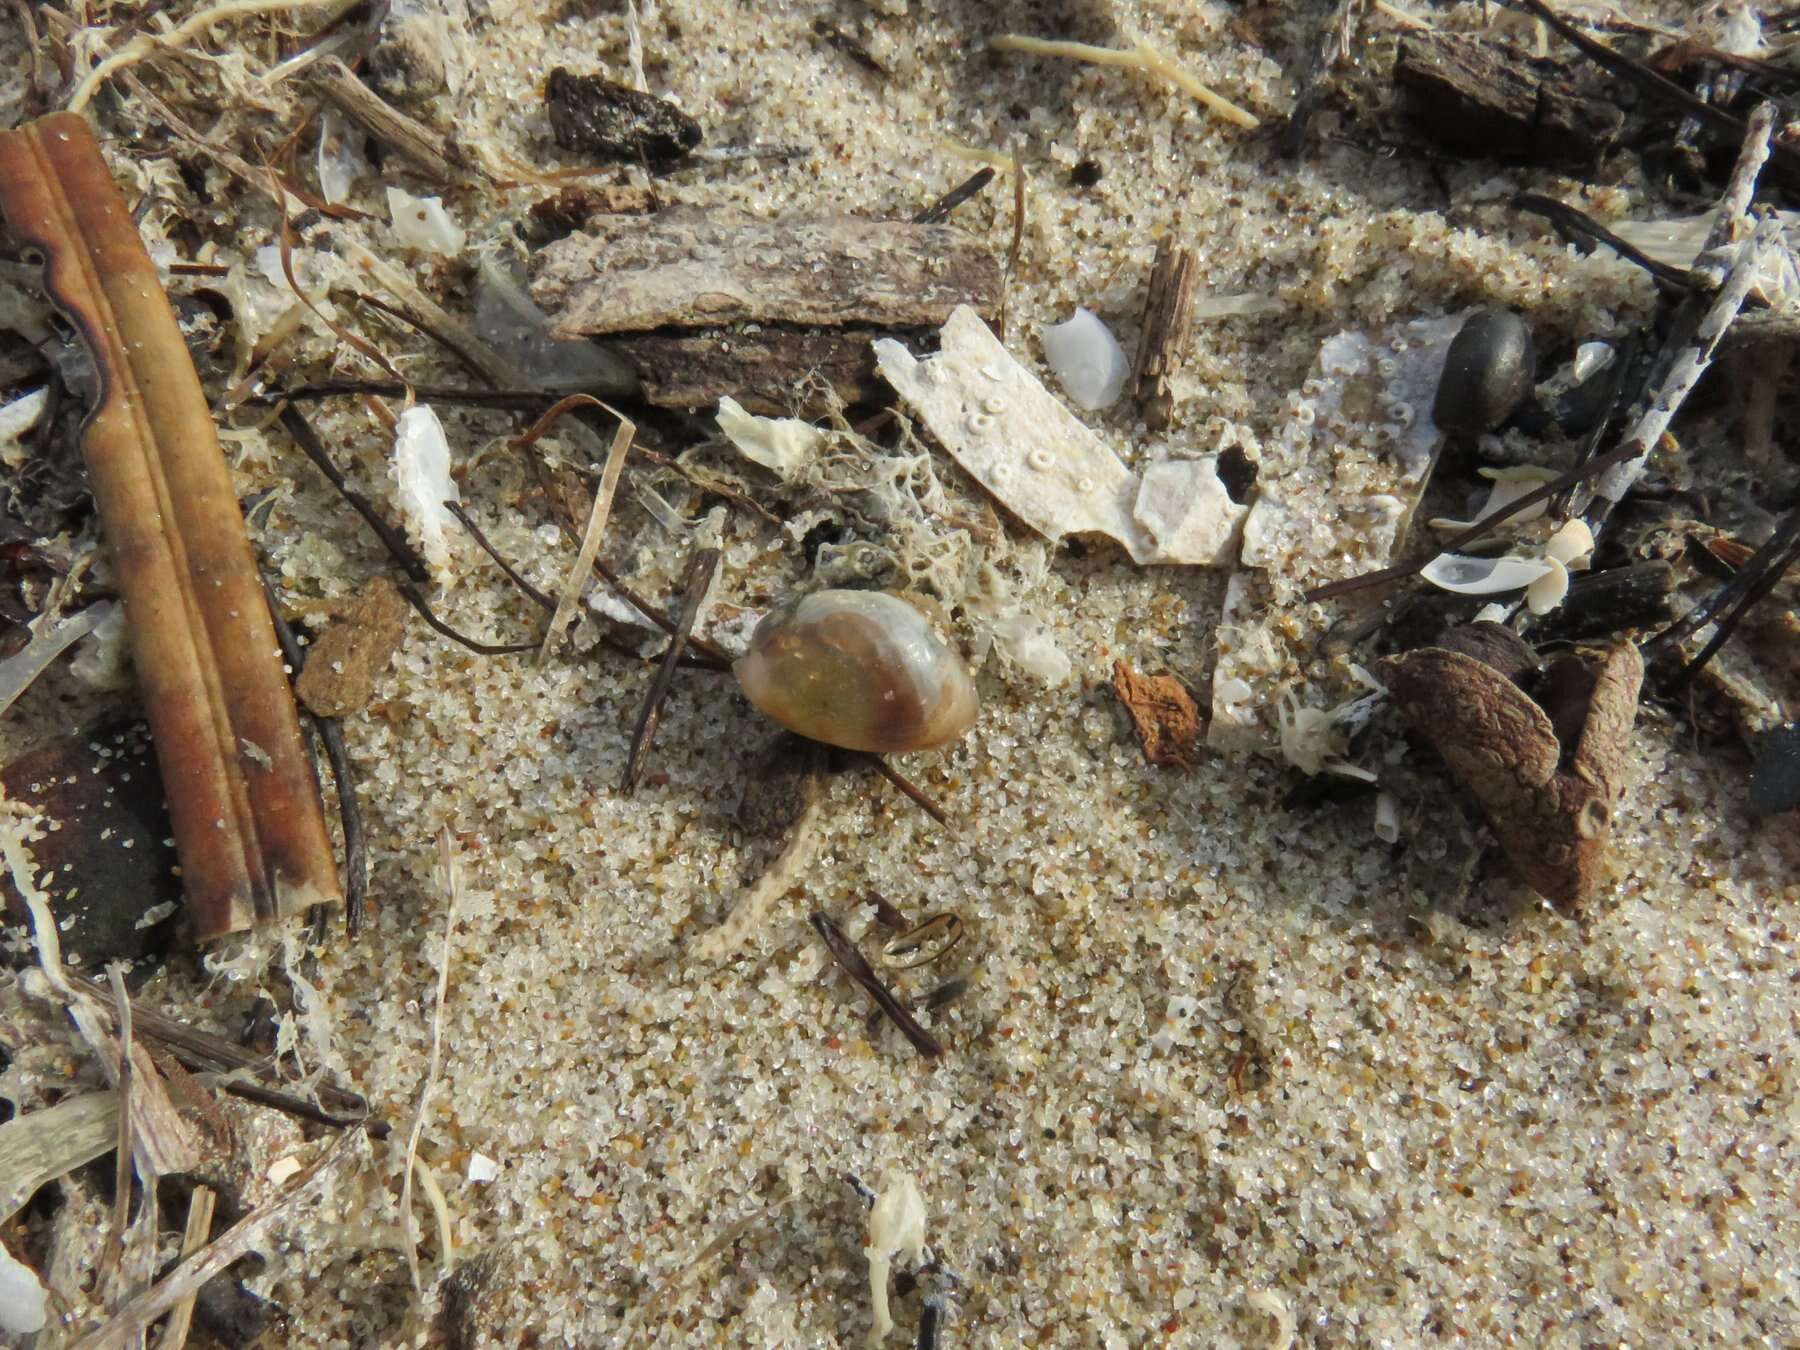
[{"xmin": 734, "ymin": 590, "xmax": 978, "ymax": 754}]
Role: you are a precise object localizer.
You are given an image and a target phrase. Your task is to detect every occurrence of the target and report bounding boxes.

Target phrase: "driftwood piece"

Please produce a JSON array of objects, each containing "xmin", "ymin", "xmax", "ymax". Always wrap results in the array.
[
  {"xmin": 0, "ymin": 113, "xmax": 342, "ymax": 940},
  {"xmin": 1395, "ymin": 33, "xmax": 1624, "ymax": 169},
  {"xmin": 545, "ymin": 68, "xmax": 703, "ymax": 162},
  {"xmin": 1132, "ymin": 240, "xmax": 1198, "ymax": 430},
  {"xmin": 532, "ymin": 207, "xmax": 1000, "ymax": 337},
  {"xmin": 609, "ymin": 325, "xmax": 901, "ymax": 413},
  {"xmin": 1384, "ymin": 640, "xmax": 1643, "ymax": 911}
]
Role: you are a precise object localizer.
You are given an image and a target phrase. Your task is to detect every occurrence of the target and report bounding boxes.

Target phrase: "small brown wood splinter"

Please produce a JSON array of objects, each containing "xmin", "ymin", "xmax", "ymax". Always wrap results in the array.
[
  {"xmin": 1133, "ymin": 239, "xmax": 1199, "ymax": 431},
  {"xmin": 0, "ymin": 113, "xmax": 342, "ymax": 941}
]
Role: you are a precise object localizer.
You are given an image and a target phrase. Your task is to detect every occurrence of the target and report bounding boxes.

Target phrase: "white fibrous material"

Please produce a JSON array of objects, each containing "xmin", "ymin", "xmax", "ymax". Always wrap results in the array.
[
  {"xmin": 874, "ymin": 307, "xmax": 1243, "ymax": 565},
  {"xmin": 388, "ymin": 187, "xmax": 466, "ymax": 255},
  {"xmin": 989, "ymin": 612, "xmax": 1072, "ymax": 684},
  {"xmin": 716, "ymin": 396, "xmax": 825, "ymax": 479},
  {"xmin": 467, "ymin": 1151, "xmax": 500, "ymax": 1183},
  {"xmin": 1040, "ymin": 307, "xmax": 1128, "ymax": 410},
  {"xmin": 1428, "ymin": 465, "xmax": 1559, "ymax": 534},
  {"xmin": 0, "ymin": 387, "xmax": 46, "ymax": 470},
  {"xmin": 316, "ymin": 110, "xmax": 370, "ymax": 205},
  {"xmin": 1277, "ymin": 690, "xmax": 1376, "ymax": 782},
  {"xmin": 392, "ymin": 405, "xmax": 459, "ymax": 580},
  {"xmin": 0, "ymin": 1244, "xmax": 46, "ymax": 1335},
  {"xmin": 866, "ymin": 1171, "xmax": 926, "ymax": 1346},
  {"xmin": 68, "ymin": 601, "xmax": 130, "ymax": 690}
]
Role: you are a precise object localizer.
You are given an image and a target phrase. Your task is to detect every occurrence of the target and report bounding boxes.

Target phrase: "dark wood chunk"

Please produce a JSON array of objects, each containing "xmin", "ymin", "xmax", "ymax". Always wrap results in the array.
[{"xmin": 545, "ymin": 67, "xmax": 703, "ymax": 162}]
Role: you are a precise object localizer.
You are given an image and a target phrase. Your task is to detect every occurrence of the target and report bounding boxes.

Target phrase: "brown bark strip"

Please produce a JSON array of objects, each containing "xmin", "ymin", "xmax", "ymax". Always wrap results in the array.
[
  {"xmin": 0, "ymin": 113, "xmax": 341, "ymax": 940},
  {"xmin": 1132, "ymin": 239, "xmax": 1198, "ymax": 431}
]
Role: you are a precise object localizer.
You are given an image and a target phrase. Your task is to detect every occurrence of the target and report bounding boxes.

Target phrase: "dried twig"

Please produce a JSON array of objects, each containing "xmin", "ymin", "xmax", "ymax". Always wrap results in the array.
[
  {"xmin": 0, "ymin": 113, "xmax": 342, "ymax": 939},
  {"xmin": 1282, "ymin": 0, "xmax": 1359, "ymax": 155},
  {"xmin": 96, "ymin": 966, "xmax": 136, "ymax": 1296},
  {"xmin": 622, "ymin": 547, "xmax": 719, "ymax": 792},
  {"xmin": 278, "ymin": 404, "xmax": 431, "ymax": 583},
  {"xmin": 152, "ymin": 1184, "xmax": 215, "ymax": 1350},
  {"xmin": 70, "ymin": 1130, "xmax": 361, "ymax": 1350},
  {"xmin": 811, "ymin": 912, "xmax": 943, "ymax": 1059},
  {"xmin": 865, "ymin": 755, "xmax": 953, "ymax": 829},
  {"xmin": 912, "ymin": 168, "xmax": 995, "ymax": 225},
  {"xmin": 396, "ymin": 582, "xmax": 540, "ymax": 656},
  {"xmin": 307, "ymin": 57, "xmax": 470, "ymax": 183},
  {"xmin": 1133, "ymin": 239, "xmax": 1199, "ymax": 430},
  {"xmin": 541, "ymin": 406, "xmax": 636, "ymax": 661},
  {"xmin": 400, "ymin": 829, "xmax": 461, "ymax": 1294},
  {"xmin": 990, "ymin": 33, "xmax": 1260, "ymax": 129},
  {"xmin": 1659, "ymin": 508, "xmax": 1800, "ymax": 687}
]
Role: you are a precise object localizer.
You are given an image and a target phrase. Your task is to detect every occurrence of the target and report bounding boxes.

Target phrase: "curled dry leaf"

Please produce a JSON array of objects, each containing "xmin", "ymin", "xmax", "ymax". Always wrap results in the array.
[
  {"xmin": 1382, "ymin": 638, "xmax": 1643, "ymax": 911},
  {"xmin": 1110, "ymin": 661, "xmax": 1201, "ymax": 768}
]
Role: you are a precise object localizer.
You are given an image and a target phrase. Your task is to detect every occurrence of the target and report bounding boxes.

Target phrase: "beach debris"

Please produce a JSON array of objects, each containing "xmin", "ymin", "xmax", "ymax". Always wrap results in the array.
[
  {"xmin": 985, "ymin": 612, "xmax": 1072, "ymax": 684},
  {"xmin": 716, "ymin": 397, "xmax": 825, "ymax": 479},
  {"xmin": 1394, "ymin": 31, "xmax": 1624, "ymax": 170},
  {"xmin": 532, "ymin": 208, "xmax": 999, "ymax": 410},
  {"xmin": 159, "ymin": 1183, "xmax": 216, "ymax": 1350},
  {"xmin": 391, "ymin": 404, "xmax": 460, "ymax": 580},
  {"xmin": 879, "ymin": 913, "xmax": 965, "ymax": 970},
  {"xmin": 1041, "ymin": 309, "xmax": 1128, "ymax": 411},
  {"xmin": 1373, "ymin": 791, "xmax": 1401, "ymax": 844},
  {"xmin": 1282, "ymin": 0, "xmax": 1359, "ymax": 155},
  {"xmin": 545, "ymin": 67, "xmax": 703, "ymax": 162},
  {"xmin": 0, "ymin": 113, "xmax": 341, "ymax": 941},
  {"xmin": 1276, "ymin": 686, "xmax": 1378, "ymax": 783},
  {"xmin": 473, "ymin": 257, "xmax": 634, "ymax": 395},
  {"xmin": 864, "ymin": 1170, "xmax": 927, "ymax": 1345},
  {"xmin": 387, "ymin": 187, "xmax": 465, "ymax": 255},
  {"xmin": 734, "ymin": 591, "xmax": 978, "ymax": 754},
  {"xmin": 1, "ymin": 722, "xmax": 181, "ymax": 964},
  {"xmin": 542, "ymin": 406, "xmax": 636, "ymax": 660},
  {"xmin": 309, "ymin": 56, "xmax": 469, "ymax": 185},
  {"xmin": 1748, "ymin": 722, "xmax": 1800, "ymax": 817},
  {"xmin": 875, "ymin": 307, "xmax": 1246, "ymax": 565},
  {"xmin": 295, "ymin": 577, "xmax": 410, "ymax": 718},
  {"xmin": 1384, "ymin": 637, "xmax": 1643, "ymax": 911},
  {"xmin": 811, "ymin": 911, "xmax": 943, "ymax": 1058},
  {"xmin": 813, "ymin": 17, "xmax": 888, "ymax": 78},
  {"xmin": 0, "ymin": 601, "xmax": 114, "ymax": 719},
  {"xmin": 0, "ymin": 386, "xmax": 46, "ymax": 467},
  {"xmin": 989, "ymin": 33, "xmax": 1261, "ymax": 129},
  {"xmin": 623, "ymin": 546, "xmax": 720, "ymax": 792},
  {"xmin": 1537, "ymin": 560, "xmax": 1677, "ymax": 642},
  {"xmin": 1431, "ymin": 310, "xmax": 1536, "ymax": 437},
  {"xmin": 467, "ymin": 1152, "xmax": 500, "ymax": 1184},
  {"xmin": 1133, "ymin": 239, "xmax": 1199, "ymax": 429},
  {"xmin": 1111, "ymin": 661, "xmax": 1202, "ymax": 768},
  {"xmin": 401, "ymin": 829, "xmax": 463, "ymax": 1295},
  {"xmin": 0, "ymin": 1244, "xmax": 45, "ymax": 1335},
  {"xmin": 1428, "ymin": 465, "xmax": 1559, "ymax": 536},
  {"xmin": 912, "ymin": 168, "xmax": 995, "ymax": 225}
]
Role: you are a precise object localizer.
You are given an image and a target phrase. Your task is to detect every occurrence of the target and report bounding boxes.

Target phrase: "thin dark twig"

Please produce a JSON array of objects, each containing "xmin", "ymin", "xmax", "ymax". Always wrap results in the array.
[
  {"xmin": 259, "ymin": 574, "xmax": 370, "ymax": 936},
  {"xmin": 592, "ymin": 556, "xmax": 732, "ymax": 669},
  {"xmin": 270, "ymin": 381, "xmax": 552, "ymax": 410},
  {"xmin": 216, "ymin": 1077, "xmax": 382, "ymax": 1133},
  {"xmin": 912, "ymin": 167, "xmax": 995, "ymax": 224},
  {"xmin": 1552, "ymin": 331, "xmax": 1641, "ymax": 519},
  {"xmin": 397, "ymin": 582, "xmax": 541, "ymax": 655},
  {"xmin": 1513, "ymin": 195, "xmax": 1698, "ymax": 290},
  {"xmin": 810, "ymin": 911, "xmax": 944, "ymax": 1060},
  {"xmin": 444, "ymin": 500, "xmax": 556, "ymax": 610},
  {"xmin": 864, "ymin": 754, "xmax": 952, "ymax": 829},
  {"xmin": 353, "ymin": 292, "xmax": 499, "ymax": 388},
  {"xmin": 277, "ymin": 404, "xmax": 432, "ymax": 584},
  {"xmin": 1660, "ymin": 510, "xmax": 1800, "ymax": 686},
  {"xmin": 623, "ymin": 546, "xmax": 719, "ymax": 792}
]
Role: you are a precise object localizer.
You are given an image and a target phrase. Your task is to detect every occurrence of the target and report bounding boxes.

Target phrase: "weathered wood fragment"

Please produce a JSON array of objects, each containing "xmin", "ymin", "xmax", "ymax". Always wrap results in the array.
[{"xmin": 1132, "ymin": 239, "xmax": 1198, "ymax": 430}]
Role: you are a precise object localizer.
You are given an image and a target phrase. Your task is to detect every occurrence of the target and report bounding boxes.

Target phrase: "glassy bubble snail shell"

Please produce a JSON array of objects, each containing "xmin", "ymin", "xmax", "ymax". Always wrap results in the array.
[{"xmin": 733, "ymin": 590, "xmax": 979, "ymax": 754}]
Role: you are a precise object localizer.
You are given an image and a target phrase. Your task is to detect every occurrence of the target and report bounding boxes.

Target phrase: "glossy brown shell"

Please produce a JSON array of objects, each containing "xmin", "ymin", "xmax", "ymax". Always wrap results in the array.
[{"xmin": 733, "ymin": 590, "xmax": 979, "ymax": 754}]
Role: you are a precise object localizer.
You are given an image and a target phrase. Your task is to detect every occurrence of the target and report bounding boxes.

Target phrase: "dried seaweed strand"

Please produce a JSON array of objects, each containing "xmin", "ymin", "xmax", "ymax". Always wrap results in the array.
[
  {"xmin": 541, "ymin": 408, "xmax": 636, "ymax": 662},
  {"xmin": 1512, "ymin": 194, "xmax": 1698, "ymax": 290},
  {"xmin": 999, "ymin": 145, "xmax": 1025, "ymax": 340},
  {"xmin": 1658, "ymin": 508, "xmax": 1800, "ymax": 686},
  {"xmin": 400, "ymin": 828, "xmax": 460, "ymax": 1294},
  {"xmin": 865, "ymin": 755, "xmax": 953, "ymax": 829},
  {"xmin": 811, "ymin": 911, "xmax": 943, "ymax": 1059},
  {"xmin": 70, "ymin": 1129, "xmax": 361, "ymax": 1350},
  {"xmin": 444, "ymin": 501, "xmax": 556, "ymax": 610},
  {"xmin": 96, "ymin": 965, "xmax": 136, "ymax": 1295},
  {"xmin": 277, "ymin": 404, "xmax": 431, "ymax": 583},
  {"xmin": 396, "ymin": 582, "xmax": 540, "ymax": 656},
  {"xmin": 622, "ymin": 546, "xmax": 719, "ymax": 793},
  {"xmin": 990, "ymin": 34, "xmax": 1260, "ymax": 129},
  {"xmin": 272, "ymin": 380, "xmax": 549, "ymax": 409},
  {"xmin": 152, "ymin": 1184, "xmax": 215, "ymax": 1350}
]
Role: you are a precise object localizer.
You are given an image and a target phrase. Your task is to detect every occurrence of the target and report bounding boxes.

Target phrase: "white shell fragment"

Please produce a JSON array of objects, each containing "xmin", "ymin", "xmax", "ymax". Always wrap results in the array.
[
  {"xmin": 1040, "ymin": 307, "xmax": 1128, "ymax": 410},
  {"xmin": 874, "ymin": 307, "xmax": 1243, "ymax": 565},
  {"xmin": 467, "ymin": 1151, "xmax": 500, "ymax": 1184},
  {"xmin": 988, "ymin": 612, "xmax": 1072, "ymax": 684},
  {"xmin": 1419, "ymin": 552, "xmax": 1555, "ymax": 596},
  {"xmin": 0, "ymin": 387, "xmax": 46, "ymax": 470},
  {"xmin": 316, "ymin": 110, "xmax": 369, "ymax": 206},
  {"xmin": 392, "ymin": 404, "xmax": 459, "ymax": 580},
  {"xmin": 866, "ymin": 1171, "xmax": 926, "ymax": 1346},
  {"xmin": 715, "ymin": 396, "xmax": 824, "ymax": 479},
  {"xmin": 0, "ymin": 1243, "xmax": 46, "ymax": 1335},
  {"xmin": 1428, "ymin": 465, "xmax": 1559, "ymax": 535},
  {"xmin": 387, "ymin": 186, "xmax": 466, "ymax": 255}
]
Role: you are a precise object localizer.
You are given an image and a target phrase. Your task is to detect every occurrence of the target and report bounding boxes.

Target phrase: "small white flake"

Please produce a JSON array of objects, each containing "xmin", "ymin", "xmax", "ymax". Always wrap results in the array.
[
  {"xmin": 467, "ymin": 1151, "xmax": 500, "ymax": 1184},
  {"xmin": 387, "ymin": 187, "xmax": 466, "ymax": 255}
]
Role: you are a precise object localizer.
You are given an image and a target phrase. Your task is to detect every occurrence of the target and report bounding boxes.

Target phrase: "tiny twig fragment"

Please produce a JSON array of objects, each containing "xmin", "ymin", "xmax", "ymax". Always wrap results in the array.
[
  {"xmin": 811, "ymin": 911, "xmax": 943, "ymax": 1059},
  {"xmin": 912, "ymin": 168, "xmax": 995, "ymax": 225},
  {"xmin": 153, "ymin": 1184, "xmax": 215, "ymax": 1350},
  {"xmin": 1132, "ymin": 239, "xmax": 1199, "ymax": 430},
  {"xmin": 622, "ymin": 546, "xmax": 719, "ymax": 793},
  {"xmin": 308, "ymin": 56, "xmax": 470, "ymax": 183}
]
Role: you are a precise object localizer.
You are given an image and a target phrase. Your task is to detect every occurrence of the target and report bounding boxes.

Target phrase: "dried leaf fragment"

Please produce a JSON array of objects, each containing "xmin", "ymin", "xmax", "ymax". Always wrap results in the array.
[
  {"xmin": 295, "ymin": 577, "xmax": 410, "ymax": 718},
  {"xmin": 1111, "ymin": 661, "xmax": 1201, "ymax": 768},
  {"xmin": 1383, "ymin": 639, "xmax": 1643, "ymax": 911}
]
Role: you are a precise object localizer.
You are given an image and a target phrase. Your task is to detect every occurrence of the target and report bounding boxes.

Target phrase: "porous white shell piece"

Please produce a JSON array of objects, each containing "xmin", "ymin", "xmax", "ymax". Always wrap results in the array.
[
  {"xmin": 866, "ymin": 1171, "xmax": 926, "ymax": 1346},
  {"xmin": 1040, "ymin": 307, "xmax": 1129, "ymax": 410},
  {"xmin": 0, "ymin": 1244, "xmax": 46, "ymax": 1334},
  {"xmin": 1131, "ymin": 458, "xmax": 1248, "ymax": 566},
  {"xmin": 989, "ymin": 612, "xmax": 1072, "ymax": 684},
  {"xmin": 1419, "ymin": 552, "xmax": 1555, "ymax": 596},
  {"xmin": 316, "ymin": 109, "xmax": 369, "ymax": 205},
  {"xmin": 1428, "ymin": 465, "xmax": 1559, "ymax": 534},
  {"xmin": 716, "ymin": 396, "xmax": 824, "ymax": 479},
  {"xmin": 392, "ymin": 405, "xmax": 459, "ymax": 580},
  {"xmin": 874, "ymin": 307, "xmax": 1154, "ymax": 558},
  {"xmin": 0, "ymin": 387, "xmax": 46, "ymax": 470},
  {"xmin": 387, "ymin": 187, "xmax": 466, "ymax": 255}
]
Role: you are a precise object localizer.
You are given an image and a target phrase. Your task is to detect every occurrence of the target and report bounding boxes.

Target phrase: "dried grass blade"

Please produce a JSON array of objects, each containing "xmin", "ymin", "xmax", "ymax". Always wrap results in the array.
[
  {"xmin": 541, "ymin": 409, "xmax": 637, "ymax": 661},
  {"xmin": 400, "ymin": 828, "xmax": 462, "ymax": 1294},
  {"xmin": 622, "ymin": 546, "xmax": 719, "ymax": 793},
  {"xmin": 0, "ymin": 113, "xmax": 342, "ymax": 940},
  {"xmin": 151, "ymin": 1184, "xmax": 216, "ymax": 1350},
  {"xmin": 0, "ymin": 1092, "xmax": 120, "ymax": 1224}
]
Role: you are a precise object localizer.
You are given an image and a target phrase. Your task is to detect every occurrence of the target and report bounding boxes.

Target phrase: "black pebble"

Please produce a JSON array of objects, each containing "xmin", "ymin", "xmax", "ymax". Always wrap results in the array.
[
  {"xmin": 545, "ymin": 68, "xmax": 702, "ymax": 162},
  {"xmin": 1433, "ymin": 309, "xmax": 1536, "ymax": 437},
  {"xmin": 1749, "ymin": 722, "xmax": 1800, "ymax": 817}
]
